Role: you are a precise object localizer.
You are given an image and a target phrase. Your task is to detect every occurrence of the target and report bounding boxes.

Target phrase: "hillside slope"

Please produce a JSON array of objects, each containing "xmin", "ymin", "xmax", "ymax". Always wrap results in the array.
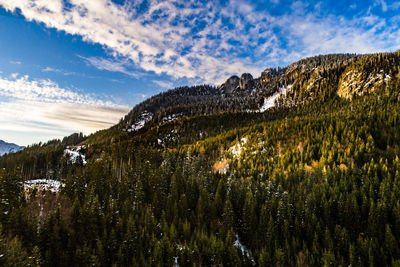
[
  {"xmin": 0, "ymin": 51, "xmax": 399, "ymax": 266},
  {"xmin": 121, "ymin": 52, "xmax": 399, "ymax": 134}
]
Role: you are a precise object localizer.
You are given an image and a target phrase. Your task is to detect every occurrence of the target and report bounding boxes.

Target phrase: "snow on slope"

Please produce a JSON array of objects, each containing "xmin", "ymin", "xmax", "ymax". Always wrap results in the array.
[
  {"xmin": 0, "ymin": 140, "xmax": 24, "ymax": 156},
  {"xmin": 128, "ymin": 111, "xmax": 153, "ymax": 131},
  {"xmin": 259, "ymin": 84, "xmax": 292, "ymax": 112},
  {"xmin": 230, "ymin": 137, "xmax": 247, "ymax": 158},
  {"xmin": 64, "ymin": 146, "xmax": 87, "ymax": 165},
  {"xmin": 234, "ymin": 234, "xmax": 256, "ymax": 265},
  {"xmin": 24, "ymin": 179, "xmax": 64, "ymax": 193},
  {"xmin": 161, "ymin": 113, "xmax": 183, "ymax": 123}
]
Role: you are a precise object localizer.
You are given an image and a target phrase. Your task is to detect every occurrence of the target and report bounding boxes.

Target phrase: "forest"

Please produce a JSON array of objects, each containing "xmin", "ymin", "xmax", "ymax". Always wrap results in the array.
[{"xmin": 0, "ymin": 52, "xmax": 400, "ymax": 266}]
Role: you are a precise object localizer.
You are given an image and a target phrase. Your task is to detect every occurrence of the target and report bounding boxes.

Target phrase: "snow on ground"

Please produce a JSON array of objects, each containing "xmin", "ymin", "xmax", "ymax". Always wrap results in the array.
[
  {"xmin": 64, "ymin": 146, "xmax": 87, "ymax": 165},
  {"xmin": 24, "ymin": 179, "xmax": 64, "ymax": 193},
  {"xmin": 158, "ymin": 129, "xmax": 179, "ymax": 147},
  {"xmin": 234, "ymin": 234, "xmax": 256, "ymax": 265},
  {"xmin": 129, "ymin": 111, "xmax": 153, "ymax": 131},
  {"xmin": 230, "ymin": 137, "xmax": 247, "ymax": 158},
  {"xmin": 384, "ymin": 74, "xmax": 391, "ymax": 83},
  {"xmin": 259, "ymin": 84, "xmax": 292, "ymax": 112},
  {"xmin": 174, "ymin": 256, "xmax": 179, "ymax": 267},
  {"xmin": 162, "ymin": 113, "xmax": 183, "ymax": 123}
]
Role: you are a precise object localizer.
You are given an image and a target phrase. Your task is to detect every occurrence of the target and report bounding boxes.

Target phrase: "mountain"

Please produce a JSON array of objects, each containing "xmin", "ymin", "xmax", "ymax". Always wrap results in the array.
[
  {"xmin": 0, "ymin": 140, "xmax": 24, "ymax": 156},
  {"xmin": 0, "ymin": 51, "xmax": 400, "ymax": 266},
  {"xmin": 121, "ymin": 52, "xmax": 399, "ymax": 133}
]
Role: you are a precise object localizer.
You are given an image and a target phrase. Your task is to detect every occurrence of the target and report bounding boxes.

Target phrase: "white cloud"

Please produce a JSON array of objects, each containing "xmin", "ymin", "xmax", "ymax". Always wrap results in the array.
[
  {"xmin": 0, "ymin": 73, "xmax": 112, "ymax": 106},
  {"xmin": 271, "ymin": 6, "xmax": 399, "ymax": 64},
  {"xmin": 390, "ymin": 2, "xmax": 400, "ymax": 9},
  {"xmin": 42, "ymin": 66, "xmax": 61, "ymax": 73},
  {"xmin": 0, "ymin": 0, "xmax": 398, "ymax": 86},
  {"xmin": 10, "ymin": 60, "xmax": 21, "ymax": 65},
  {"xmin": 0, "ymin": 0, "xmax": 266, "ymax": 84},
  {"xmin": 79, "ymin": 56, "xmax": 140, "ymax": 78},
  {"xmin": 0, "ymin": 73, "xmax": 129, "ymax": 145},
  {"xmin": 153, "ymin": 80, "xmax": 173, "ymax": 89},
  {"xmin": 42, "ymin": 66, "xmax": 76, "ymax": 76},
  {"xmin": 377, "ymin": 0, "xmax": 388, "ymax": 11}
]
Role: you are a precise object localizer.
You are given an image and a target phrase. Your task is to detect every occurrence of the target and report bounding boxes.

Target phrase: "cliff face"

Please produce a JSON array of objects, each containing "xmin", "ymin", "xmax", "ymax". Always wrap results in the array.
[{"xmin": 337, "ymin": 53, "xmax": 400, "ymax": 99}]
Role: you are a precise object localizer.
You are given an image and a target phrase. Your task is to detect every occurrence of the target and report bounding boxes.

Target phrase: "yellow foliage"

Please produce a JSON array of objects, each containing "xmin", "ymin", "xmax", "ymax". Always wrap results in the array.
[{"xmin": 213, "ymin": 158, "xmax": 230, "ymax": 174}]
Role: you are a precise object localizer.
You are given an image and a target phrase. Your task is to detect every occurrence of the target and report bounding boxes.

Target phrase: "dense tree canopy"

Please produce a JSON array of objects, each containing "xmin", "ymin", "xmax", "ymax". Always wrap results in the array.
[{"xmin": 0, "ymin": 52, "xmax": 399, "ymax": 266}]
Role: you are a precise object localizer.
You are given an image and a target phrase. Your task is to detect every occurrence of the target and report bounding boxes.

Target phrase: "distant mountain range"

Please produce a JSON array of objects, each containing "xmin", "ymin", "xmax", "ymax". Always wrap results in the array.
[{"xmin": 0, "ymin": 140, "xmax": 24, "ymax": 156}]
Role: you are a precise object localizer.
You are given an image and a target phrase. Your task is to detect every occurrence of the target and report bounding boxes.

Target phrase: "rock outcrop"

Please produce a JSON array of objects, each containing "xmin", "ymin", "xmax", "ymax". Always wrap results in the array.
[
  {"xmin": 239, "ymin": 73, "xmax": 254, "ymax": 90},
  {"xmin": 220, "ymin": 75, "xmax": 239, "ymax": 94}
]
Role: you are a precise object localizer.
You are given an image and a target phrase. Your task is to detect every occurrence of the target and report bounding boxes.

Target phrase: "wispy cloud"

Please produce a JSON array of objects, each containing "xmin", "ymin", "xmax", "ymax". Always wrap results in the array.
[
  {"xmin": 153, "ymin": 80, "xmax": 173, "ymax": 89},
  {"xmin": 42, "ymin": 66, "xmax": 76, "ymax": 76},
  {"xmin": 10, "ymin": 60, "xmax": 21, "ymax": 65},
  {"xmin": 0, "ymin": 73, "xmax": 129, "ymax": 145},
  {"xmin": 390, "ymin": 1, "xmax": 400, "ymax": 10},
  {"xmin": 42, "ymin": 67, "xmax": 61, "ymax": 73},
  {"xmin": 79, "ymin": 56, "xmax": 141, "ymax": 78},
  {"xmin": 0, "ymin": 0, "xmax": 398, "ymax": 85},
  {"xmin": 376, "ymin": 0, "xmax": 388, "ymax": 12}
]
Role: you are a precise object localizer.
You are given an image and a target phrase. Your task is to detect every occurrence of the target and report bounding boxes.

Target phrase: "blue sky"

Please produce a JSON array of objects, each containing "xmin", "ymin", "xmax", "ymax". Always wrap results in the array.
[{"xmin": 0, "ymin": 0, "xmax": 399, "ymax": 146}]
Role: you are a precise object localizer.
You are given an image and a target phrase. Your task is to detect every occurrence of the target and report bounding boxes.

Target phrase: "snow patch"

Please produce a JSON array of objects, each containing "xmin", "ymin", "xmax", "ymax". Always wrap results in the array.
[
  {"xmin": 234, "ymin": 234, "xmax": 255, "ymax": 265},
  {"xmin": 129, "ymin": 111, "xmax": 153, "ymax": 131},
  {"xmin": 259, "ymin": 84, "xmax": 292, "ymax": 112},
  {"xmin": 384, "ymin": 74, "xmax": 391, "ymax": 82},
  {"xmin": 24, "ymin": 179, "xmax": 64, "ymax": 193},
  {"xmin": 162, "ymin": 113, "xmax": 183, "ymax": 123},
  {"xmin": 230, "ymin": 137, "xmax": 247, "ymax": 158},
  {"xmin": 64, "ymin": 146, "xmax": 87, "ymax": 165},
  {"xmin": 157, "ymin": 129, "xmax": 179, "ymax": 146}
]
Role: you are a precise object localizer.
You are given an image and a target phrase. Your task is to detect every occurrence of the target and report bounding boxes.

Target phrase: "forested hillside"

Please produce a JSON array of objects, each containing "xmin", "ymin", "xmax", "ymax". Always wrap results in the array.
[
  {"xmin": 0, "ymin": 52, "xmax": 399, "ymax": 266},
  {"xmin": 121, "ymin": 52, "xmax": 399, "ymax": 132}
]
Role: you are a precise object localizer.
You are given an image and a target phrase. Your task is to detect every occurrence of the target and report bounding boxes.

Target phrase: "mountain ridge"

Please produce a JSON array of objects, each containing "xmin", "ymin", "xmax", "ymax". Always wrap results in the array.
[
  {"xmin": 0, "ymin": 140, "xmax": 24, "ymax": 156},
  {"xmin": 119, "ymin": 51, "xmax": 399, "ymax": 134}
]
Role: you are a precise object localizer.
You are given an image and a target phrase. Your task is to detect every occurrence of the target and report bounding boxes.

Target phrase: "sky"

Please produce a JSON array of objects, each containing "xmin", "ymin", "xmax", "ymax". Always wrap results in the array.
[{"xmin": 0, "ymin": 0, "xmax": 399, "ymax": 146}]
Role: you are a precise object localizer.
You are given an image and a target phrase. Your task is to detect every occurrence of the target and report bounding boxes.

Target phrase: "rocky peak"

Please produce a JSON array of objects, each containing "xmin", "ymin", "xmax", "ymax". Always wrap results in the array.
[
  {"xmin": 260, "ymin": 68, "xmax": 278, "ymax": 82},
  {"xmin": 220, "ymin": 75, "xmax": 240, "ymax": 94},
  {"xmin": 259, "ymin": 68, "xmax": 279, "ymax": 88},
  {"xmin": 239, "ymin": 73, "xmax": 254, "ymax": 90}
]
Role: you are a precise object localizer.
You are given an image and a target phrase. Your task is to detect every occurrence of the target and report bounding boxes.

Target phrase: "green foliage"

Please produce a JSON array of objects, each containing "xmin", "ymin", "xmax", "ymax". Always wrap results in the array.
[{"xmin": 0, "ymin": 52, "xmax": 399, "ymax": 265}]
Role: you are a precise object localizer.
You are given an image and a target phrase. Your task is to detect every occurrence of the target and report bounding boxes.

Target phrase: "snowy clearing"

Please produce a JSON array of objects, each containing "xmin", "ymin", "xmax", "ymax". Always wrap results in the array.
[{"xmin": 24, "ymin": 179, "xmax": 64, "ymax": 193}]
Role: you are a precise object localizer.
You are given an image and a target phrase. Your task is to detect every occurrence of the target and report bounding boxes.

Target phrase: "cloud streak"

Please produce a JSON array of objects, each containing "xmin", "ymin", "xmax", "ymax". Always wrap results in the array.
[
  {"xmin": 79, "ymin": 56, "xmax": 140, "ymax": 78},
  {"xmin": 0, "ymin": 73, "xmax": 129, "ymax": 145}
]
